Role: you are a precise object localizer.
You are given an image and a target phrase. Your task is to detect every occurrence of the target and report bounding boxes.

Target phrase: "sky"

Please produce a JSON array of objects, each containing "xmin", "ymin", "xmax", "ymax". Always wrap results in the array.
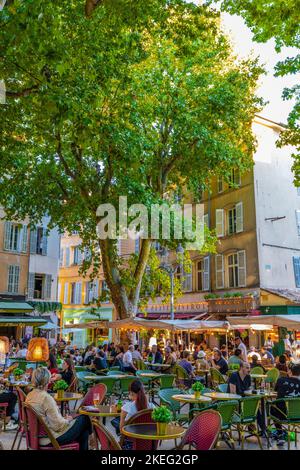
[{"xmin": 221, "ymin": 12, "xmax": 299, "ymax": 124}]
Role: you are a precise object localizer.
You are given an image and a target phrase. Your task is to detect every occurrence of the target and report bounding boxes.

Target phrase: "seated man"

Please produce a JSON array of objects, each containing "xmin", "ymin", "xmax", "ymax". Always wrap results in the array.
[
  {"xmin": 148, "ymin": 345, "xmax": 163, "ymax": 372},
  {"xmin": 228, "ymin": 362, "xmax": 251, "ymax": 395},
  {"xmin": 91, "ymin": 349, "xmax": 107, "ymax": 371},
  {"xmin": 248, "ymin": 346, "xmax": 262, "ymax": 362},
  {"xmin": 211, "ymin": 350, "xmax": 228, "ymax": 376},
  {"xmin": 179, "ymin": 351, "xmax": 195, "ymax": 387},
  {"xmin": 0, "ymin": 378, "xmax": 18, "ymax": 431},
  {"xmin": 228, "ymin": 348, "xmax": 243, "ymax": 367},
  {"xmin": 271, "ymin": 363, "xmax": 300, "ymax": 446},
  {"xmin": 122, "ymin": 345, "xmax": 137, "ymax": 375}
]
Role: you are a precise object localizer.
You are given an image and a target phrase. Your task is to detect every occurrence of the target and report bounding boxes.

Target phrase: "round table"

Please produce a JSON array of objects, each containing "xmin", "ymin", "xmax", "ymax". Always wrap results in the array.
[
  {"xmin": 172, "ymin": 394, "xmax": 212, "ymax": 404},
  {"xmin": 145, "ymin": 363, "xmax": 171, "ymax": 369},
  {"xmin": 122, "ymin": 423, "xmax": 186, "ymax": 449},
  {"xmin": 54, "ymin": 392, "xmax": 83, "ymax": 415},
  {"xmin": 79, "ymin": 405, "xmax": 121, "ymax": 418},
  {"xmin": 203, "ymin": 392, "xmax": 241, "ymax": 401}
]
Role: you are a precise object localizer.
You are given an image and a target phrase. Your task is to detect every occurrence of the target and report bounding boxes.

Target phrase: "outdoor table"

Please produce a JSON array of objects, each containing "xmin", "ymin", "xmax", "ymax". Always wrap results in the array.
[
  {"xmin": 79, "ymin": 404, "xmax": 121, "ymax": 418},
  {"xmin": 145, "ymin": 362, "xmax": 171, "ymax": 369},
  {"xmin": 172, "ymin": 393, "xmax": 212, "ymax": 421},
  {"xmin": 203, "ymin": 392, "xmax": 241, "ymax": 401},
  {"xmin": 84, "ymin": 374, "xmax": 125, "ymax": 380},
  {"xmin": 250, "ymin": 374, "xmax": 268, "ymax": 390},
  {"xmin": 122, "ymin": 423, "xmax": 186, "ymax": 450},
  {"xmin": 54, "ymin": 392, "xmax": 83, "ymax": 415}
]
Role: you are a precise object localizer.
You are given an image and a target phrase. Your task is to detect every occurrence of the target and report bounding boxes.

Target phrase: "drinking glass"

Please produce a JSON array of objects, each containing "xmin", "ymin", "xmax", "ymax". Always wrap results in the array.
[{"xmin": 93, "ymin": 393, "xmax": 100, "ymax": 407}]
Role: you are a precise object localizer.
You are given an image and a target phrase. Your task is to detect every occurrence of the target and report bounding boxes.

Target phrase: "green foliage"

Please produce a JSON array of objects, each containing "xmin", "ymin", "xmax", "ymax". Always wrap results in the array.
[
  {"xmin": 210, "ymin": 0, "xmax": 300, "ymax": 184},
  {"xmin": 223, "ymin": 292, "xmax": 243, "ymax": 298},
  {"xmin": 13, "ymin": 368, "xmax": 24, "ymax": 377},
  {"xmin": 152, "ymin": 405, "xmax": 172, "ymax": 423},
  {"xmin": 53, "ymin": 379, "xmax": 69, "ymax": 391},
  {"xmin": 192, "ymin": 381, "xmax": 205, "ymax": 392},
  {"xmin": 204, "ymin": 293, "xmax": 220, "ymax": 300},
  {"xmin": 0, "ymin": 0, "xmax": 262, "ymax": 317}
]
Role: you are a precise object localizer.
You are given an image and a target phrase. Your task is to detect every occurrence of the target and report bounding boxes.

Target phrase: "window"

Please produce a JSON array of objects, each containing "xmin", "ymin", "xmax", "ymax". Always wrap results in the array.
[
  {"xmin": 70, "ymin": 282, "xmax": 81, "ymax": 304},
  {"xmin": 63, "ymin": 283, "xmax": 69, "ymax": 304},
  {"xmin": 65, "ymin": 247, "xmax": 70, "ymax": 267},
  {"xmin": 293, "ymin": 257, "xmax": 300, "ymax": 287},
  {"xmin": 176, "ymin": 267, "xmax": 192, "ymax": 292},
  {"xmin": 228, "ymin": 207, "xmax": 236, "ymax": 235},
  {"xmin": 70, "ymin": 283, "xmax": 76, "ymax": 304},
  {"xmin": 73, "ymin": 246, "xmax": 81, "ymax": 265},
  {"xmin": 225, "ymin": 203, "xmax": 243, "ymax": 236},
  {"xmin": 296, "ymin": 211, "xmax": 300, "ymax": 236},
  {"xmin": 4, "ymin": 222, "xmax": 27, "ymax": 253},
  {"xmin": 229, "ymin": 169, "xmax": 241, "ymax": 187},
  {"xmin": 27, "ymin": 273, "xmax": 52, "ymax": 300},
  {"xmin": 197, "ymin": 257, "xmax": 210, "ymax": 291},
  {"xmin": 215, "ymin": 254, "xmax": 224, "ymax": 289},
  {"xmin": 7, "ymin": 265, "xmax": 20, "ymax": 293},
  {"xmin": 227, "ymin": 250, "xmax": 246, "ymax": 288},
  {"xmin": 215, "ymin": 209, "xmax": 224, "ymax": 237},
  {"xmin": 84, "ymin": 281, "xmax": 94, "ymax": 304},
  {"xmin": 217, "ymin": 177, "xmax": 223, "ymax": 193},
  {"xmin": 197, "ymin": 260, "xmax": 204, "ymax": 291},
  {"xmin": 57, "ymin": 283, "xmax": 62, "ymax": 303},
  {"xmin": 59, "ymin": 248, "xmax": 64, "ymax": 267},
  {"xmin": 30, "ymin": 227, "xmax": 47, "ymax": 255}
]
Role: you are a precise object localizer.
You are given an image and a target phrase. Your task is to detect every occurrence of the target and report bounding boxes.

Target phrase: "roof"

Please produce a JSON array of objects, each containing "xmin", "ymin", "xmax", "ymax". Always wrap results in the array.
[
  {"xmin": 0, "ymin": 302, "xmax": 34, "ymax": 312},
  {"xmin": 261, "ymin": 288, "xmax": 300, "ymax": 304}
]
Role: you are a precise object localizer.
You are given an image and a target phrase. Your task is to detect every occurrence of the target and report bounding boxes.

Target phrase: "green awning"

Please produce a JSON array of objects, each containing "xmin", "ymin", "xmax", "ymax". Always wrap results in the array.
[
  {"xmin": 0, "ymin": 316, "xmax": 46, "ymax": 326},
  {"xmin": 0, "ymin": 302, "xmax": 34, "ymax": 313}
]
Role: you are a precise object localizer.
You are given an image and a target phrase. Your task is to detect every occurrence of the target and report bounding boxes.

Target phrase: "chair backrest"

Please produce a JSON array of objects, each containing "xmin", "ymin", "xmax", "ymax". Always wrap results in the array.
[
  {"xmin": 251, "ymin": 366, "xmax": 264, "ymax": 375},
  {"xmin": 158, "ymin": 388, "xmax": 184, "ymax": 414},
  {"xmin": 134, "ymin": 359, "xmax": 147, "ymax": 370},
  {"xmin": 210, "ymin": 368, "xmax": 226, "ymax": 386},
  {"xmin": 16, "ymin": 386, "xmax": 27, "ymax": 423},
  {"xmin": 67, "ymin": 375, "xmax": 78, "ymax": 392},
  {"xmin": 266, "ymin": 368, "xmax": 280, "ymax": 383},
  {"xmin": 90, "ymin": 376, "xmax": 117, "ymax": 394},
  {"xmin": 180, "ymin": 410, "xmax": 221, "ymax": 450},
  {"xmin": 239, "ymin": 396, "xmax": 261, "ymax": 420},
  {"xmin": 285, "ymin": 398, "xmax": 300, "ymax": 420},
  {"xmin": 175, "ymin": 364, "xmax": 189, "ymax": 380},
  {"xmin": 217, "ymin": 383, "xmax": 228, "ymax": 393},
  {"xmin": 119, "ymin": 376, "xmax": 137, "ymax": 394},
  {"xmin": 92, "ymin": 419, "xmax": 121, "ymax": 450},
  {"xmin": 80, "ymin": 383, "xmax": 107, "ymax": 408},
  {"xmin": 23, "ymin": 403, "xmax": 59, "ymax": 450},
  {"xmin": 107, "ymin": 370, "xmax": 127, "ymax": 376},
  {"xmin": 159, "ymin": 374, "xmax": 175, "ymax": 389},
  {"xmin": 215, "ymin": 400, "xmax": 239, "ymax": 427},
  {"xmin": 125, "ymin": 409, "xmax": 158, "ymax": 450}
]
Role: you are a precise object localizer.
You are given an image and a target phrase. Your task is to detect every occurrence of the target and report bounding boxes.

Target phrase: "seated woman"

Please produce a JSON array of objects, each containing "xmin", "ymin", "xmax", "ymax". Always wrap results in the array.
[
  {"xmin": 276, "ymin": 355, "xmax": 288, "ymax": 373},
  {"xmin": 51, "ymin": 357, "xmax": 75, "ymax": 388},
  {"xmin": 111, "ymin": 379, "xmax": 155, "ymax": 437},
  {"xmin": 47, "ymin": 353, "xmax": 59, "ymax": 375},
  {"xmin": 0, "ymin": 377, "xmax": 18, "ymax": 431},
  {"xmin": 25, "ymin": 367, "xmax": 91, "ymax": 450}
]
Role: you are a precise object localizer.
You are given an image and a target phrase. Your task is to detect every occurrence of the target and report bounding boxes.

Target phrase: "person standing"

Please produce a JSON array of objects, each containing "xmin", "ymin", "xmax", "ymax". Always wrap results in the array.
[{"xmin": 234, "ymin": 337, "xmax": 248, "ymax": 362}]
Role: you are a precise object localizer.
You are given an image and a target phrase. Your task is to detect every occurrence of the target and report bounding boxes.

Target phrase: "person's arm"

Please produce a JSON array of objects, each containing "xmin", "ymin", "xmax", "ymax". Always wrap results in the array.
[
  {"xmin": 120, "ymin": 409, "xmax": 128, "ymax": 430},
  {"xmin": 44, "ymin": 394, "xmax": 72, "ymax": 432}
]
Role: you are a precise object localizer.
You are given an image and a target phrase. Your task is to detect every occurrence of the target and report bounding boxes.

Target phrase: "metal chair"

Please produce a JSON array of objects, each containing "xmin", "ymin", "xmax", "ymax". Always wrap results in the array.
[
  {"xmin": 268, "ymin": 397, "xmax": 300, "ymax": 449},
  {"xmin": 158, "ymin": 388, "xmax": 189, "ymax": 425},
  {"xmin": 209, "ymin": 368, "xmax": 227, "ymax": 389},
  {"xmin": 232, "ymin": 396, "xmax": 263, "ymax": 450},
  {"xmin": 177, "ymin": 410, "xmax": 222, "ymax": 450}
]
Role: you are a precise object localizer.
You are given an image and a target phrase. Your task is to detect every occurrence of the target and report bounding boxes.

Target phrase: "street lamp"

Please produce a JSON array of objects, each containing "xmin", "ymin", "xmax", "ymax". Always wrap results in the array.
[{"xmin": 158, "ymin": 244, "xmax": 184, "ymax": 321}]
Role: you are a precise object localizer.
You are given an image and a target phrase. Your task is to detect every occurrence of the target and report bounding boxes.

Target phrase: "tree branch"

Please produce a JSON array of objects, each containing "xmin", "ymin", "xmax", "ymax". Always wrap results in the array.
[{"xmin": 6, "ymin": 85, "xmax": 39, "ymax": 98}]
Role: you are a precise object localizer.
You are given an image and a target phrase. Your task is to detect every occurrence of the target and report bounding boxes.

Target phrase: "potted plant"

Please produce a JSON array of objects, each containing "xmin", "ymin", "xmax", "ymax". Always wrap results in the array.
[
  {"xmin": 192, "ymin": 381, "xmax": 204, "ymax": 398},
  {"xmin": 152, "ymin": 406, "xmax": 172, "ymax": 435},
  {"xmin": 13, "ymin": 368, "xmax": 24, "ymax": 380},
  {"xmin": 53, "ymin": 379, "xmax": 68, "ymax": 399}
]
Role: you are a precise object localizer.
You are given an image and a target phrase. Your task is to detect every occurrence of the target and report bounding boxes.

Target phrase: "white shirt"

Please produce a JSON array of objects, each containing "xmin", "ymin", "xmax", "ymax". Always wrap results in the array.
[
  {"xmin": 284, "ymin": 338, "xmax": 292, "ymax": 352},
  {"xmin": 123, "ymin": 350, "xmax": 133, "ymax": 367},
  {"xmin": 122, "ymin": 401, "xmax": 155, "ymax": 421},
  {"xmin": 237, "ymin": 341, "xmax": 247, "ymax": 361},
  {"xmin": 132, "ymin": 350, "xmax": 142, "ymax": 361},
  {"xmin": 248, "ymin": 351, "xmax": 262, "ymax": 361}
]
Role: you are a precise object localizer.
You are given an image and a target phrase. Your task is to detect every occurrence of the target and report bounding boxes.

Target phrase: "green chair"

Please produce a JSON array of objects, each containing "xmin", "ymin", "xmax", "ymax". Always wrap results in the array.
[
  {"xmin": 213, "ymin": 400, "xmax": 239, "ymax": 449},
  {"xmin": 217, "ymin": 383, "xmax": 228, "ymax": 393},
  {"xmin": 251, "ymin": 366, "xmax": 264, "ymax": 375},
  {"xmin": 159, "ymin": 374, "xmax": 176, "ymax": 390},
  {"xmin": 117, "ymin": 376, "xmax": 137, "ymax": 398},
  {"xmin": 266, "ymin": 368, "xmax": 280, "ymax": 385},
  {"xmin": 268, "ymin": 397, "xmax": 300, "ymax": 449},
  {"xmin": 109, "ymin": 366, "xmax": 121, "ymax": 371},
  {"xmin": 174, "ymin": 364, "xmax": 190, "ymax": 389},
  {"xmin": 158, "ymin": 388, "xmax": 189, "ymax": 425},
  {"xmin": 76, "ymin": 371, "xmax": 97, "ymax": 393},
  {"xmin": 232, "ymin": 396, "xmax": 263, "ymax": 450},
  {"xmin": 74, "ymin": 366, "xmax": 88, "ymax": 372},
  {"xmin": 134, "ymin": 359, "xmax": 147, "ymax": 370},
  {"xmin": 107, "ymin": 370, "xmax": 127, "ymax": 376},
  {"xmin": 209, "ymin": 368, "xmax": 227, "ymax": 389}
]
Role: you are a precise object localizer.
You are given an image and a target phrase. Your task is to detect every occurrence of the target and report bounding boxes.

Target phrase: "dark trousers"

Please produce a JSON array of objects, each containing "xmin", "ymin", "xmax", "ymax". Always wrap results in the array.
[
  {"xmin": 0, "ymin": 392, "xmax": 17, "ymax": 417},
  {"xmin": 270, "ymin": 403, "xmax": 286, "ymax": 431},
  {"xmin": 57, "ymin": 415, "xmax": 92, "ymax": 450},
  {"xmin": 123, "ymin": 366, "xmax": 136, "ymax": 375}
]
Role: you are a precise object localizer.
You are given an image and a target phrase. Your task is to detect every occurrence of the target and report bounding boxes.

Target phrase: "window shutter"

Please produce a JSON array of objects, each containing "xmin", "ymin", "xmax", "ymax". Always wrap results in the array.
[
  {"xmin": 4, "ymin": 221, "xmax": 12, "ymax": 250},
  {"xmin": 30, "ymin": 229, "xmax": 37, "ymax": 254},
  {"xmin": 46, "ymin": 274, "xmax": 52, "ymax": 299},
  {"xmin": 183, "ymin": 270, "xmax": 192, "ymax": 292},
  {"xmin": 203, "ymin": 213, "xmax": 209, "ymax": 229},
  {"xmin": 203, "ymin": 256, "xmax": 210, "ymax": 291},
  {"xmin": 92, "ymin": 280, "xmax": 99, "ymax": 301},
  {"xmin": 238, "ymin": 250, "xmax": 246, "ymax": 287},
  {"xmin": 27, "ymin": 273, "xmax": 35, "ymax": 300},
  {"xmin": 21, "ymin": 225, "xmax": 28, "ymax": 253},
  {"xmin": 77, "ymin": 247, "xmax": 83, "ymax": 265},
  {"xmin": 42, "ymin": 228, "xmax": 48, "ymax": 255},
  {"xmin": 293, "ymin": 257, "xmax": 300, "ymax": 288},
  {"xmin": 57, "ymin": 283, "xmax": 62, "ymax": 303},
  {"xmin": 65, "ymin": 247, "xmax": 70, "ymax": 267},
  {"xmin": 59, "ymin": 248, "xmax": 64, "ymax": 267},
  {"xmin": 215, "ymin": 209, "xmax": 224, "ymax": 238},
  {"xmin": 236, "ymin": 202, "xmax": 243, "ymax": 233},
  {"xmin": 84, "ymin": 282, "xmax": 89, "ymax": 304},
  {"xmin": 296, "ymin": 211, "xmax": 300, "ymax": 236},
  {"xmin": 8, "ymin": 265, "xmax": 20, "ymax": 293},
  {"xmin": 75, "ymin": 282, "xmax": 82, "ymax": 304},
  {"xmin": 63, "ymin": 283, "xmax": 69, "ymax": 304},
  {"xmin": 215, "ymin": 254, "xmax": 224, "ymax": 289}
]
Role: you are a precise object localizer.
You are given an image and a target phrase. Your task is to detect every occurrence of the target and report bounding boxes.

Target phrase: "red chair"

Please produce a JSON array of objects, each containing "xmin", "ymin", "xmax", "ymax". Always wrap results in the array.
[
  {"xmin": 0, "ymin": 402, "xmax": 9, "ymax": 431},
  {"xmin": 92, "ymin": 419, "xmax": 121, "ymax": 450},
  {"xmin": 80, "ymin": 383, "xmax": 107, "ymax": 408},
  {"xmin": 11, "ymin": 387, "xmax": 26, "ymax": 450},
  {"xmin": 178, "ymin": 410, "xmax": 222, "ymax": 450},
  {"xmin": 23, "ymin": 403, "xmax": 79, "ymax": 450},
  {"xmin": 120, "ymin": 409, "xmax": 158, "ymax": 451}
]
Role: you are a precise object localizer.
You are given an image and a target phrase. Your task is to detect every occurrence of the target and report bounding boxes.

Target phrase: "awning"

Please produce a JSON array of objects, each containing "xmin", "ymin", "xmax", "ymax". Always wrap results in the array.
[
  {"xmin": 0, "ymin": 302, "xmax": 34, "ymax": 313},
  {"xmin": 38, "ymin": 322, "xmax": 58, "ymax": 330},
  {"xmin": 0, "ymin": 316, "xmax": 47, "ymax": 326},
  {"xmin": 228, "ymin": 315, "xmax": 300, "ymax": 330}
]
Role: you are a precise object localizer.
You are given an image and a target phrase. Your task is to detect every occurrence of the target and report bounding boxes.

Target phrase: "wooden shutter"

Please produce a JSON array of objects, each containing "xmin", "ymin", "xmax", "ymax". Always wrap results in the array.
[
  {"xmin": 8, "ymin": 265, "xmax": 20, "ymax": 293},
  {"xmin": 92, "ymin": 280, "xmax": 99, "ymax": 301},
  {"xmin": 63, "ymin": 283, "xmax": 69, "ymax": 304},
  {"xmin": 75, "ymin": 282, "xmax": 82, "ymax": 304},
  {"xmin": 203, "ymin": 256, "xmax": 210, "ymax": 291},
  {"xmin": 65, "ymin": 247, "xmax": 70, "ymax": 267},
  {"xmin": 215, "ymin": 209, "xmax": 224, "ymax": 237},
  {"xmin": 42, "ymin": 228, "xmax": 48, "ymax": 255},
  {"xmin": 203, "ymin": 213, "xmax": 209, "ymax": 229},
  {"xmin": 27, "ymin": 273, "xmax": 35, "ymax": 300},
  {"xmin": 238, "ymin": 250, "xmax": 246, "ymax": 287},
  {"xmin": 183, "ymin": 270, "xmax": 192, "ymax": 292},
  {"xmin": 30, "ymin": 229, "xmax": 37, "ymax": 254},
  {"xmin": 84, "ymin": 281, "xmax": 89, "ymax": 304},
  {"xmin": 4, "ymin": 221, "xmax": 12, "ymax": 250},
  {"xmin": 215, "ymin": 254, "xmax": 224, "ymax": 289},
  {"xmin": 293, "ymin": 257, "xmax": 300, "ymax": 287},
  {"xmin": 44, "ymin": 274, "xmax": 52, "ymax": 299},
  {"xmin": 59, "ymin": 248, "xmax": 64, "ymax": 267},
  {"xmin": 296, "ymin": 211, "xmax": 300, "ymax": 236},
  {"xmin": 57, "ymin": 283, "xmax": 62, "ymax": 303},
  {"xmin": 21, "ymin": 224, "xmax": 28, "ymax": 253},
  {"xmin": 236, "ymin": 202, "xmax": 243, "ymax": 233}
]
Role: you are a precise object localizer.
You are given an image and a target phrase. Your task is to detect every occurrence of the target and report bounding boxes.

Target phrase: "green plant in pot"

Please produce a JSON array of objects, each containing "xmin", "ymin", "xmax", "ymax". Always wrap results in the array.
[
  {"xmin": 13, "ymin": 368, "xmax": 24, "ymax": 380},
  {"xmin": 192, "ymin": 381, "xmax": 204, "ymax": 398},
  {"xmin": 53, "ymin": 379, "xmax": 68, "ymax": 399},
  {"xmin": 152, "ymin": 406, "xmax": 172, "ymax": 435}
]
